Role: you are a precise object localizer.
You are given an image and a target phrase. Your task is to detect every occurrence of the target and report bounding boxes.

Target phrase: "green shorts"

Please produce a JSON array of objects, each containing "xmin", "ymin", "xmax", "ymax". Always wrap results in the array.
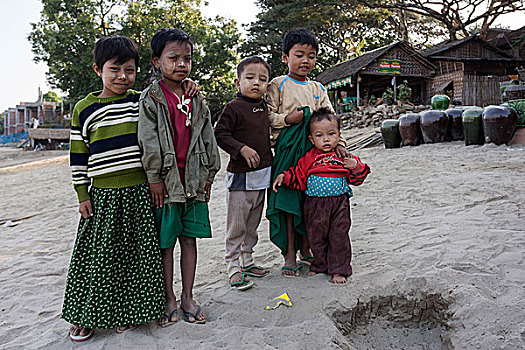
[{"xmin": 154, "ymin": 199, "xmax": 212, "ymax": 249}]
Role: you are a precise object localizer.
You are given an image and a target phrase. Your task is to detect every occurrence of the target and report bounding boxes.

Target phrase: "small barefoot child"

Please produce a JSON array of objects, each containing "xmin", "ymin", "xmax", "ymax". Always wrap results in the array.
[
  {"xmin": 272, "ymin": 107, "xmax": 370, "ymax": 283},
  {"xmin": 138, "ymin": 28, "xmax": 220, "ymax": 325},
  {"xmin": 214, "ymin": 56, "xmax": 273, "ymax": 291},
  {"xmin": 266, "ymin": 28, "xmax": 348, "ymax": 277},
  {"xmin": 63, "ymin": 36, "xmax": 165, "ymax": 341}
]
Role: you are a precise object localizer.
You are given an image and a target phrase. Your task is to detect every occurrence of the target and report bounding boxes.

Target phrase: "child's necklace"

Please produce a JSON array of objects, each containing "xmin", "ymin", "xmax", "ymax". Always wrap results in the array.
[{"xmin": 176, "ymin": 95, "xmax": 192, "ymax": 127}]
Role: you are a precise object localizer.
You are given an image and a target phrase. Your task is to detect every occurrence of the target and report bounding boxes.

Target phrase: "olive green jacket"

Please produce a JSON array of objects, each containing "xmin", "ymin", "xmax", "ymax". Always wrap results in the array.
[{"xmin": 138, "ymin": 80, "xmax": 220, "ymax": 203}]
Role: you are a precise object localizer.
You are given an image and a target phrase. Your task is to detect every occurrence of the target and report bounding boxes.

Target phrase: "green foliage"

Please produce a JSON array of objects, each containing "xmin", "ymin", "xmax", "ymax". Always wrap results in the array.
[
  {"xmin": 43, "ymin": 91, "xmax": 61, "ymax": 102},
  {"xmin": 397, "ymin": 80, "xmax": 411, "ymax": 102},
  {"xmin": 383, "ymin": 87, "xmax": 395, "ymax": 105},
  {"xmin": 29, "ymin": 0, "xmax": 240, "ymax": 114},
  {"xmin": 241, "ymin": 0, "xmax": 397, "ymax": 78}
]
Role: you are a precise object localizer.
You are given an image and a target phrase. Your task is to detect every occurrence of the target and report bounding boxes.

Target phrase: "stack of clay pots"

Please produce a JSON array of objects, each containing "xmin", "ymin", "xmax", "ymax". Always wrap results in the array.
[{"xmin": 380, "ymin": 94, "xmax": 518, "ymax": 148}]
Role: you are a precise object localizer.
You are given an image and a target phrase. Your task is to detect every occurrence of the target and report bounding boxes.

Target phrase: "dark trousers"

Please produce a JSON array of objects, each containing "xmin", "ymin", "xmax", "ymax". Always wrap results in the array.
[{"xmin": 303, "ymin": 194, "xmax": 352, "ymax": 277}]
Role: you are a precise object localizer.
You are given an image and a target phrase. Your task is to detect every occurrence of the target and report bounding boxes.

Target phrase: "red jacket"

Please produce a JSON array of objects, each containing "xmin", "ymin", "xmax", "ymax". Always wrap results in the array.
[{"xmin": 282, "ymin": 148, "xmax": 370, "ymax": 191}]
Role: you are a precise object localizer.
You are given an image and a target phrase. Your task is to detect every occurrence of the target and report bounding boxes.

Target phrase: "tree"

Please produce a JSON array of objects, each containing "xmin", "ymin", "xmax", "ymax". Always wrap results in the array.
[
  {"xmin": 357, "ymin": 0, "xmax": 525, "ymax": 41},
  {"xmin": 29, "ymin": 0, "xmax": 240, "ymax": 114},
  {"xmin": 43, "ymin": 91, "xmax": 61, "ymax": 102},
  {"xmin": 242, "ymin": 0, "xmax": 397, "ymax": 77}
]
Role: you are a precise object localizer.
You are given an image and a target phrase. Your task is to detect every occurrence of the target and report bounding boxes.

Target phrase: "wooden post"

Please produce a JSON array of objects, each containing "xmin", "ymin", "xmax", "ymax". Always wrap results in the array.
[
  {"xmin": 393, "ymin": 75, "xmax": 397, "ymax": 103},
  {"xmin": 356, "ymin": 75, "xmax": 360, "ymax": 107}
]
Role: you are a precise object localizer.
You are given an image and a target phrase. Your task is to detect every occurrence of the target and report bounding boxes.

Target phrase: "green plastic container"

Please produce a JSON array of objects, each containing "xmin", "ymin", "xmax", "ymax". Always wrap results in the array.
[
  {"xmin": 381, "ymin": 119, "xmax": 401, "ymax": 148},
  {"xmin": 431, "ymin": 95, "xmax": 450, "ymax": 110},
  {"xmin": 462, "ymin": 108, "xmax": 484, "ymax": 146}
]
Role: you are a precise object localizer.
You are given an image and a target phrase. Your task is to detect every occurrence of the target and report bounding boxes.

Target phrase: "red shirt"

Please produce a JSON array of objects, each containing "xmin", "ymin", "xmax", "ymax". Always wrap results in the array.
[
  {"xmin": 282, "ymin": 148, "xmax": 370, "ymax": 191},
  {"xmin": 160, "ymin": 80, "xmax": 192, "ymax": 183}
]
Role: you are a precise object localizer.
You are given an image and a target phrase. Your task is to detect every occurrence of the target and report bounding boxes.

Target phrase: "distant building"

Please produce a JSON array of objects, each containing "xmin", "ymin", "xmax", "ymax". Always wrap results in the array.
[
  {"xmin": 316, "ymin": 35, "xmax": 525, "ymax": 109},
  {"xmin": 2, "ymin": 89, "xmax": 69, "ymax": 136}
]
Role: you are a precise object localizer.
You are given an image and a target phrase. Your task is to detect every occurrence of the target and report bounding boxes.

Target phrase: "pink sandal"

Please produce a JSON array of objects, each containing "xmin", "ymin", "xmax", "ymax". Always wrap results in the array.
[{"xmin": 69, "ymin": 325, "xmax": 93, "ymax": 342}]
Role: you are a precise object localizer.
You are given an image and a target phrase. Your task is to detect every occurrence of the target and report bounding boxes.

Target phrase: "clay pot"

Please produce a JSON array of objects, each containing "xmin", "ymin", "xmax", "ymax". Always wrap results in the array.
[
  {"xmin": 381, "ymin": 119, "xmax": 401, "ymax": 148},
  {"xmin": 445, "ymin": 108, "xmax": 464, "ymax": 141},
  {"xmin": 431, "ymin": 95, "xmax": 450, "ymax": 110},
  {"xmin": 420, "ymin": 110, "xmax": 448, "ymax": 143},
  {"xmin": 462, "ymin": 108, "xmax": 484, "ymax": 146},
  {"xmin": 398, "ymin": 113, "xmax": 422, "ymax": 146},
  {"xmin": 482, "ymin": 106, "xmax": 517, "ymax": 145}
]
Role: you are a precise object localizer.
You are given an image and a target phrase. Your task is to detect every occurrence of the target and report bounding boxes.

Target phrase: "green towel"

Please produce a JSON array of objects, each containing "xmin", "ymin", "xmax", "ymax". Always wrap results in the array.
[{"xmin": 266, "ymin": 107, "xmax": 312, "ymax": 256}]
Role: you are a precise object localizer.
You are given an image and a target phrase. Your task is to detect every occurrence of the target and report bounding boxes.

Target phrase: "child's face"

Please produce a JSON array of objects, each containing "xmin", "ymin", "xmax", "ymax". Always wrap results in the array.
[
  {"xmin": 282, "ymin": 43, "xmax": 317, "ymax": 82},
  {"xmin": 308, "ymin": 118, "xmax": 340, "ymax": 153},
  {"xmin": 153, "ymin": 41, "xmax": 192, "ymax": 84},
  {"xmin": 235, "ymin": 63, "xmax": 269, "ymax": 100},
  {"xmin": 94, "ymin": 57, "xmax": 136, "ymax": 98}
]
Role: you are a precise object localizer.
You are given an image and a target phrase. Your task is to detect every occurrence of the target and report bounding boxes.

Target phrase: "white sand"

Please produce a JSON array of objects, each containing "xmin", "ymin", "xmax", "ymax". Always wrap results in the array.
[{"xmin": 0, "ymin": 140, "xmax": 523, "ymax": 349}]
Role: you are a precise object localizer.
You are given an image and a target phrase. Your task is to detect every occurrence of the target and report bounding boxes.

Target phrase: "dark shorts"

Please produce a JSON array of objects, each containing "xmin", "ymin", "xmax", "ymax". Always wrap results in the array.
[{"xmin": 154, "ymin": 199, "xmax": 212, "ymax": 249}]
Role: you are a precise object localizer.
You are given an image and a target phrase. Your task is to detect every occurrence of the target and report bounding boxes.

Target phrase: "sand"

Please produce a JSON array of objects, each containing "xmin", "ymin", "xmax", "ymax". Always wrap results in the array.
[{"xmin": 0, "ymin": 138, "xmax": 523, "ymax": 350}]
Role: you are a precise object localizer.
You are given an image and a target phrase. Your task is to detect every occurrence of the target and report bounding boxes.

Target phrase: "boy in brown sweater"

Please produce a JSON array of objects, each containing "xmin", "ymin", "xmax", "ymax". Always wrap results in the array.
[{"xmin": 214, "ymin": 56, "xmax": 272, "ymax": 290}]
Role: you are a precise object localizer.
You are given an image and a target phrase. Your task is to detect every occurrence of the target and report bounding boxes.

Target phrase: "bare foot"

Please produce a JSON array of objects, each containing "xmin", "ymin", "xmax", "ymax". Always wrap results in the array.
[
  {"xmin": 331, "ymin": 274, "xmax": 347, "ymax": 284},
  {"xmin": 230, "ymin": 271, "xmax": 248, "ymax": 284},
  {"xmin": 282, "ymin": 256, "xmax": 300, "ymax": 276},
  {"xmin": 116, "ymin": 324, "xmax": 137, "ymax": 333},
  {"xmin": 180, "ymin": 295, "xmax": 206, "ymax": 323},
  {"xmin": 306, "ymin": 270, "xmax": 318, "ymax": 277},
  {"xmin": 241, "ymin": 265, "xmax": 269, "ymax": 277}
]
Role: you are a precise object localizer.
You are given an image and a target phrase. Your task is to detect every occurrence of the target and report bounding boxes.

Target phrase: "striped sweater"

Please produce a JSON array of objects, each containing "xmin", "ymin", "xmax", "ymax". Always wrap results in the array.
[{"xmin": 70, "ymin": 90, "xmax": 146, "ymax": 202}]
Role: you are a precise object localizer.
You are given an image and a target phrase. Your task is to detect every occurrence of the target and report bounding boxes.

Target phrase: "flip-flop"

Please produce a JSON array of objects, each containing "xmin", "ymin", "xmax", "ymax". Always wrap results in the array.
[
  {"xmin": 281, "ymin": 264, "xmax": 303, "ymax": 278},
  {"xmin": 69, "ymin": 325, "xmax": 93, "ymax": 342},
  {"xmin": 181, "ymin": 306, "xmax": 206, "ymax": 324},
  {"xmin": 299, "ymin": 255, "xmax": 314, "ymax": 263},
  {"xmin": 242, "ymin": 265, "xmax": 269, "ymax": 278},
  {"xmin": 158, "ymin": 309, "xmax": 178, "ymax": 328},
  {"xmin": 230, "ymin": 272, "xmax": 254, "ymax": 291},
  {"xmin": 116, "ymin": 324, "xmax": 138, "ymax": 334}
]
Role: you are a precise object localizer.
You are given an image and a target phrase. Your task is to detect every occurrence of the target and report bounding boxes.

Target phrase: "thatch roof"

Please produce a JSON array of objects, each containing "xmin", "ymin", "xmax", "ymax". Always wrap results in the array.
[
  {"xmin": 420, "ymin": 35, "xmax": 513, "ymax": 59},
  {"xmin": 316, "ymin": 41, "xmax": 435, "ymax": 85}
]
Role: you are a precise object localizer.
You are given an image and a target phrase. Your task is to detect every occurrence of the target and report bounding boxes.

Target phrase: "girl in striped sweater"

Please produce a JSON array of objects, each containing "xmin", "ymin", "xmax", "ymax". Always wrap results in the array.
[{"xmin": 63, "ymin": 36, "xmax": 197, "ymax": 341}]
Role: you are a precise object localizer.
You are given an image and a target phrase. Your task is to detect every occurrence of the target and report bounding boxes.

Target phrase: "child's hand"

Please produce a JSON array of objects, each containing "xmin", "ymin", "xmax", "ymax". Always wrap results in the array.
[
  {"xmin": 272, "ymin": 174, "xmax": 285, "ymax": 193},
  {"xmin": 335, "ymin": 144, "xmax": 350, "ymax": 158},
  {"xmin": 204, "ymin": 180, "xmax": 212, "ymax": 202},
  {"xmin": 78, "ymin": 199, "xmax": 93, "ymax": 219},
  {"xmin": 182, "ymin": 78, "xmax": 200, "ymax": 97},
  {"xmin": 285, "ymin": 108, "xmax": 304, "ymax": 125},
  {"xmin": 240, "ymin": 145, "xmax": 260, "ymax": 168},
  {"xmin": 343, "ymin": 156, "xmax": 358, "ymax": 170},
  {"xmin": 149, "ymin": 182, "xmax": 168, "ymax": 209}
]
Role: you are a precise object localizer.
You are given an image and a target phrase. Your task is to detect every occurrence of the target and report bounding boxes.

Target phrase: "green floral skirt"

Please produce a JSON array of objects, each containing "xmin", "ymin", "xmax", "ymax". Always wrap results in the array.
[{"xmin": 62, "ymin": 183, "xmax": 165, "ymax": 329}]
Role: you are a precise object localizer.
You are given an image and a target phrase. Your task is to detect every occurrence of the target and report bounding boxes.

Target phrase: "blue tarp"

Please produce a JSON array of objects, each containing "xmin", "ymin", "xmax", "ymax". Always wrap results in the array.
[{"xmin": 0, "ymin": 132, "xmax": 28, "ymax": 145}]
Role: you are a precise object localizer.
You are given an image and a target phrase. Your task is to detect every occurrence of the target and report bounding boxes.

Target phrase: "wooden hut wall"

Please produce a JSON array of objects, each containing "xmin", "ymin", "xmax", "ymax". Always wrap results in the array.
[
  {"xmin": 428, "ymin": 71, "xmax": 464, "ymax": 103},
  {"xmin": 361, "ymin": 46, "xmax": 434, "ymax": 77},
  {"xmin": 462, "ymin": 75, "xmax": 508, "ymax": 106}
]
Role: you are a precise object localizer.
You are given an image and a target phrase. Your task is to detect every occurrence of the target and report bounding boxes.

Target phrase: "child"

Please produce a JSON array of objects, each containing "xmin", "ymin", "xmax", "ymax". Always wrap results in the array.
[
  {"xmin": 273, "ymin": 108, "xmax": 370, "ymax": 283},
  {"xmin": 266, "ymin": 28, "xmax": 348, "ymax": 277},
  {"xmin": 138, "ymin": 29, "xmax": 220, "ymax": 325},
  {"xmin": 63, "ymin": 36, "xmax": 165, "ymax": 341},
  {"xmin": 214, "ymin": 56, "xmax": 273, "ymax": 291}
]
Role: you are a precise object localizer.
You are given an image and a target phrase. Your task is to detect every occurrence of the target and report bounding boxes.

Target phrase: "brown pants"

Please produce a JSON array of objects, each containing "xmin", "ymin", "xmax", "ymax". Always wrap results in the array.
[
  {"xmin": 303, "ymin": 194, "xmax": 352, "ymax": 277},
  {"xmin": 225, "ymin": 189, "xmax": 265, "ymax": 278}
]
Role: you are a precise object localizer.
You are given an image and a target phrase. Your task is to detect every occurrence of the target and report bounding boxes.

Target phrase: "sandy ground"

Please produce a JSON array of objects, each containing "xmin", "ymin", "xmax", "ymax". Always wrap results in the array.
[{"xmin": 0, "ymin": 137, "xmax": 523, "ymax": 350}]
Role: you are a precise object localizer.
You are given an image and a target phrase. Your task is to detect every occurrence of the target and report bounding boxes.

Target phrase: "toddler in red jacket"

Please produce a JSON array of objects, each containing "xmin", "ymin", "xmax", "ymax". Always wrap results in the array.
[{"xmin": 273, "ymin": 107, "xmax": 370, "ymax": 283}]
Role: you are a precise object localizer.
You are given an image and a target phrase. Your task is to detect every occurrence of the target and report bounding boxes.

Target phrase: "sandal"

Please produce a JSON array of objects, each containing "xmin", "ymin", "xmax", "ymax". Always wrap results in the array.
[
  {"xmin": 116, "ymin": 324, "xmax": 138, "ymax": 334},
  {"xmin": 69, "ymin": 325, "xmax": 93, "ymax": 342},
  {"xmin": 242, "ymin": 265, "xmax": 269, "ymax": 278},
  {"xmin": 281, "ymin": 264, "xmax": 303, "ymax": 278},
  {"xmin": 299, "ymin": 254, "xmax": 314, "ymax": 263},
  {"xmin": 181, "ymin": 305, "xmax": 206, "ymax": 324},
  {"xmin": 158, "ymin": 309, "xmax": 178, "ymax": 328},
  {"xmin": 230, "ymin": 272, "xmax": 254, "ymax": 291}
]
